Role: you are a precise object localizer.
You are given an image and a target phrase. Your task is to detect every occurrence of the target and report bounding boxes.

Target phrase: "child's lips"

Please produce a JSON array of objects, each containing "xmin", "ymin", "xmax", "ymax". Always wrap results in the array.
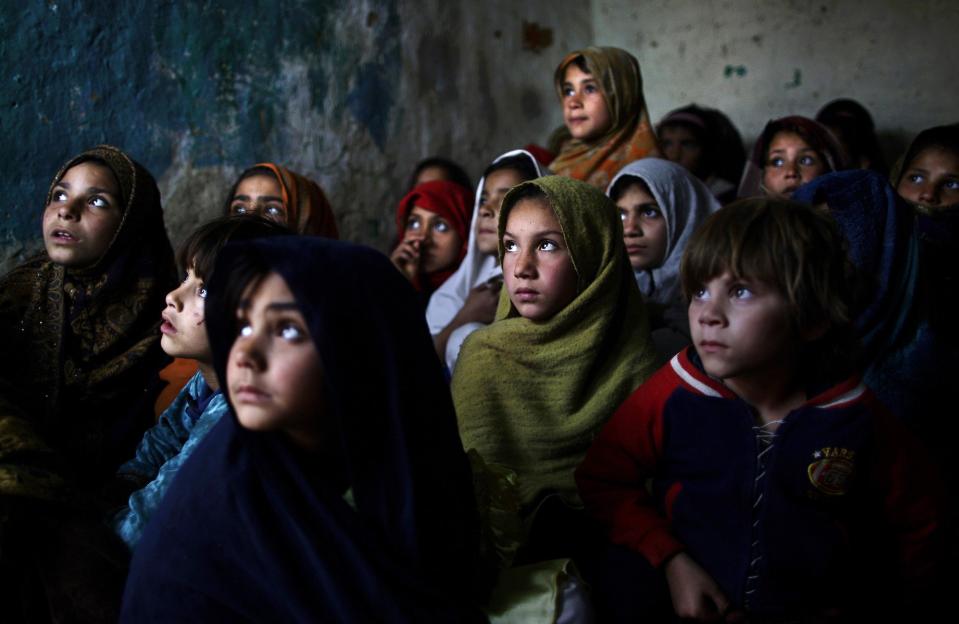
[
  {"xmin": 49, "ymin": 229, "xmax": 79, "ymax": 243},
  {"xmin": 233, "ymin": 384, "xmax": 271, "ymax": 403},
  {"xmin": 626, "ymin": 244, "xmax": 647, "ymax": 254},
  {"xmin": 160, "ymin": 312, "xmax": 177, "ymax": 334},
  {"xmin": 698, "ymin": 340, "xmax": 727, "ymax": 353},
  {"xmin": 514, "ymin": 287, "xmax": 540, "ymax": 302}
]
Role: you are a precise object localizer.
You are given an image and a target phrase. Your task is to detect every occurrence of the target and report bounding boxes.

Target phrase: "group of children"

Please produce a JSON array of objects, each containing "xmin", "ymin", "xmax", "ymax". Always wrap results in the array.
[{"xmin": 0, "ymin": 44, "xmax": 955, "ymax": 623}]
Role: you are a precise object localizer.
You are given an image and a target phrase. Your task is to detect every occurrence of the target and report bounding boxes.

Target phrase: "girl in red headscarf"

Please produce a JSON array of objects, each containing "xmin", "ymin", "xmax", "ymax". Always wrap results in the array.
[{"xmin": 390, "ymin": 180, "xmax": 473, "ymax": 298}]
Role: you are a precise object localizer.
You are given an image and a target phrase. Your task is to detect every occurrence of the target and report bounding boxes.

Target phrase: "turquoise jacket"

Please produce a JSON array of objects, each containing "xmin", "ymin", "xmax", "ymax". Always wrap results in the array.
[{"xmin": 113, "ymin": 371, "xmax": 228, "ymax": 549}]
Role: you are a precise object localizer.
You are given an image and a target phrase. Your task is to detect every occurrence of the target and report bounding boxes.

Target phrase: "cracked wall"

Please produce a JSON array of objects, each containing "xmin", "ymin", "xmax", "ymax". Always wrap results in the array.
[{"xmin": 0, "ymin": 0, "xmax": 591, "ymax": 273}]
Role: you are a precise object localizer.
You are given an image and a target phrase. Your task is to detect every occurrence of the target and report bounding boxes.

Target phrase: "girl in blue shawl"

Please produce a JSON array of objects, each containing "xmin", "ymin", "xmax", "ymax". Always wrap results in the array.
[
  {"xmin": 121, "ymin": 237, "xmax": 484, "ymax": 622},
  {"xmin": 793, "ymin": 170, "xmax": 952, "ymax": 433}
]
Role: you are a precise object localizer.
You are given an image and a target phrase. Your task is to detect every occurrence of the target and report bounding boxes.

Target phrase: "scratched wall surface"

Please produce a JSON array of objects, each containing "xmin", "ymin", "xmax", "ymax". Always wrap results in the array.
[
  {"xmin": 592, "ymin": 0, "xmax": 959, "ymax": 152},
  {"xmin": 0, "ymin": 0, "xmax": 591, "ymax": 273}
]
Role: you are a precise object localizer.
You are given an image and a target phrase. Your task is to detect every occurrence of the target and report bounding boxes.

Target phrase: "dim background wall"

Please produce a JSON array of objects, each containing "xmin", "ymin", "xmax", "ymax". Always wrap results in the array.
[
  {"xmin": 593, "ymin": 0, "xmax": 959, "ymax": 151},
  {"xmin": 2, "ymin": 0, "xmax": 956, "ymax": 274}
]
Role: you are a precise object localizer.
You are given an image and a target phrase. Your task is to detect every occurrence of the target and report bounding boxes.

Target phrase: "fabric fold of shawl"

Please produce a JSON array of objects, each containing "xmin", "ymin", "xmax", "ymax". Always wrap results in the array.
[
  {"xmin": 550, "ymin": 47, "xmax": 660, "ymax": 189},
  {"xmin": 426, "ymin": 149, "xmax": 543, "ymax": 370},
  {"xmin": 395, "ymin": 179, "xmax": 474, "ymax": 292},
  {"xmin": 249, "ymin": 162, "xmax": 339, "ymax": 238},
  {"xmin": 0, "ymin": 145, "xmax": 175, "ymax": 492},
  {"xmin": 452, "ymin": 175, "xmax": 659, "ymax": 513},
  {"xmin": 792, "ymin": 170, "xmax": 944, "ymax": 427},
  {"xmin": 123, "ymin": 236, "xmax": 483, "ymax": 622}
]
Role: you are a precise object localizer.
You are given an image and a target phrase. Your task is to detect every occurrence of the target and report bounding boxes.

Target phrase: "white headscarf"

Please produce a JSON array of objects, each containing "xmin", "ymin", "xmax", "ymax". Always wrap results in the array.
[
  {"xmin": 426, "ymin": 149, "xmax": 543, "ymax": 370},
  {"xmin": 606, "ymin": 158, "xmax": 721, "ymax": 308}
]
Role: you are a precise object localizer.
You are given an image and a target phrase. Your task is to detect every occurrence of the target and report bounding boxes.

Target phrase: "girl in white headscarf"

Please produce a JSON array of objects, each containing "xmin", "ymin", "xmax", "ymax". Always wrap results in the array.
[
  {"xmin": 426, "ymin": 150, "xmax": 542, "ymax": 371},
  {"xmin": 607, "ymin": 158, "xmax": 721, "ymax": 357}
]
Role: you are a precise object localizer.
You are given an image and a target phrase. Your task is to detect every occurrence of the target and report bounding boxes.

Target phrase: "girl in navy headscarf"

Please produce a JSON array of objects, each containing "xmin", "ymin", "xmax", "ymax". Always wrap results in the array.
[{"xmin": 121, "ymin": 236, "xmax": 484, "ymax": 622}]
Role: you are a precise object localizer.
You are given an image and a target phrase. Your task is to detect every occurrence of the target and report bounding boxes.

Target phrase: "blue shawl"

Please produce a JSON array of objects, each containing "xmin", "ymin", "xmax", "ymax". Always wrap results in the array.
[
  {"xmin": 121, "ymin": 237, "xmax": 483, "ymax": 622},
  {"xmin": 793, "ymin": 170, "xmax": 938, "ymax": 423}
]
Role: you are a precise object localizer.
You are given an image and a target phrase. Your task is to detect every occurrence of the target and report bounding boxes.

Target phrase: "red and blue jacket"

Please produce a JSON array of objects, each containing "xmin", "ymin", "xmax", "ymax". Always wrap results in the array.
[{"xmin": 576, "ymin": 348, "xmax": 941, "ymax": 616}]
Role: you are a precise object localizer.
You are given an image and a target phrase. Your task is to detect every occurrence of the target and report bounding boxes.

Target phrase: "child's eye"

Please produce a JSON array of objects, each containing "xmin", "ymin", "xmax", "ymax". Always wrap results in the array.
[
  {"xmin": 799, "ymin": 155, "xmax": 818, "ymax": 167},
  {"xmin": 503, "ymin": 239, "xmax": 517, "ymax": 252},
  {"xmin": 197, "ymin": 287, "xmax": 208, "ymax": 299},
  {"xmin": 693, "ymin": 287, "xmax": 710, "ymax": 301},
  {"xmin": 584, "ymin": 84, "xmax": 598, "ymax": 94},
  {"xmin": 641, "ymin": 207, "xmax": 661, "ymax": 219},
  {"xmin": 90, "ymin": 195, "xmax": 110, "ymax": 209},
  {"xmin": 406, "ymin": 218, "xmax": 421, "ymax": 231},
  {"xmin": 538, "ymin": 240, "xmax": 559, "ymax": 252},
  {"xmin": 52, "ymin": 190, "xmax": 67, "ymax": 202},
  {"xmin": 265, "ymin": 205, "xmax": 283, "ymax": 217},
  {"xmin": 619, "ymin": 210, "xmax": 628, "ymax": 222},
  {"xmin": 561, "ymin": 86, "xmax": 574, "ymax": 97},
  {"xmin": 731, "ymin": 286, "xmax": 753, "ymax": 299},
  {"xmin": 943, "ymin": 180, "xmax": 959, "ymax": 191},
  {"xmin": 433, "ymin": 220, "xmax": 450, "ymax": 233},
  {"xmin": 238, "ymin": 323, "xmax": 253, "ymax": 338},
  {"xmin": 768, "ymin": 157, "xmax": 784, "ymax": 168},
  {"xmin": 278, "ymin": 322, "xmax": 304, "ymax": 341},
  {"xmin": 232, "ymin": 204, "xmax": 249, "ymax": 215}
]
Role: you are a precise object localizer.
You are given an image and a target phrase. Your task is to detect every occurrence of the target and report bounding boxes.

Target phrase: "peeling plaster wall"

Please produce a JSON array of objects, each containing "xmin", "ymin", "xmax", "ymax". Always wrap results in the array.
[
  {"xmin": 0, "ymin": 0, "xmax": 591, "ymax": 273},
  {"xmin": 593, "ymin": 0, "xmax": 959, "ymax": 153}
]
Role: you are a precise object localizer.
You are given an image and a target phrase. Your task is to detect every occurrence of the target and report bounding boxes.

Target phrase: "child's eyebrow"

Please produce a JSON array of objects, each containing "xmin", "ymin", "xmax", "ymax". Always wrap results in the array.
[
  {"xmin": 503, "ymin": 229, "xmax": 565, "ymax": 238},
  {"xmin": 236, "ymin": 300, "xmax": 299, "ymax": 312},
  {"xmin": 56, "ymin": 180, "xmax": 115, "ymax": 195}
]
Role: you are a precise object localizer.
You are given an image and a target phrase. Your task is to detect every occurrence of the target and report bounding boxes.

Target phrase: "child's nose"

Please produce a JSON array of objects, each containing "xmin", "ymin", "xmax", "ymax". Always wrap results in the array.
[
  {"xmin": 918, "ymin": 183, "xmax": 938, "ymax": 205},
  {"xmin": 165, "ymin": 286, "xmax": 184, "ymax": 311},
  {"xmin": 232, "ymin": 335, "xmax": 265, "ymax": 370},
  {"xmin": 57, "ymin": 198, "xmax": 82, "ymax": 220},
  {"xmin": 513, "ymin": 249, "xmax": 536, "ymax": 278}
]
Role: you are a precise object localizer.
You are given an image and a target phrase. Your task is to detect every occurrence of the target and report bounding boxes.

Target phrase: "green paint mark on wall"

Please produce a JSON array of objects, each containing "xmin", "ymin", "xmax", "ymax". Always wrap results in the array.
[{"xmin": 723, "ymin": 64, "xmax": 747, "ymax": 78}]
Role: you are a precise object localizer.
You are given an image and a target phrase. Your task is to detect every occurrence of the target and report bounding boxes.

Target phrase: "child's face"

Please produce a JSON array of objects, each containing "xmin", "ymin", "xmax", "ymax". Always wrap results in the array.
[
  {"xmin": 561, "ymin": 64, "xmax": 612, "ymax": 142},
  {"xmin": 689, "ymin": 271, "xmax": 799, "ymax": 387},
  {"xmin": 160, "ymin": 266, "xmax": 211, "ymax": 363},
  {"xmin": 659, "ymin": 125, "xmax": 705, "ymax": 177},
  {"xmin": 616, "ymin": 182, "xmax": 668, "ymax": 271},
  {"xmin": 403, "ymin": 206, "xmax": 462, "ymax": 273},
  {"xmin": 476, "ymin": 168, "xmax": 524, "ymax": 255},
  {"xmin": 43, "ymin": 161, "xmax": 123, "ymax": 268},
  {"xmin": 229, "ymin": 174, "xmax": 287, "ymax": 224},
  {"xmin": 502, "ymin": 198, "xmax": 578, "ymax": 321},
  {"xmin": 227, "ymin": 271, "xmax": 324, "ymax": 450},
  {"xmin": 897, "ymin": 146, "xmax": 959, "ymax": 208},
  {"xmin": 762, "ymin": 131, "xmax": 827, "ymax": 199}
]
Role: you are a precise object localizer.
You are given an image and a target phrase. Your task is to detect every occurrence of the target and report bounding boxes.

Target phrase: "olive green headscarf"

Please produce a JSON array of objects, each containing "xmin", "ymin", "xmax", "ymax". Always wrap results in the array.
[{"xmin": 451, "ymin": 176, "xmax": 658, "ymax": 514}]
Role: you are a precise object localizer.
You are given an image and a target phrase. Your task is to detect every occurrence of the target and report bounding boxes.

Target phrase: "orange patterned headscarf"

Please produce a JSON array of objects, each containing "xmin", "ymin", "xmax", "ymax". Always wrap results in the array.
[
  {"xmin": 230, "ymin": 163, "xmax": 339, "ymax": 238},
  {"xmin": 549, "ymin": 47, "xmax": 660, "ymax": 189}
]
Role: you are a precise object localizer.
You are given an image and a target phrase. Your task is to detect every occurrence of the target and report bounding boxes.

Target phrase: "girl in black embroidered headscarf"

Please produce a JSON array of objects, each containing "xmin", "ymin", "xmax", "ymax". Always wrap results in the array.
[
  {"xmin": 0, "ymin": 145, "xmax": 176, "ymax": 622},
  {"xmin": 122, "ymin": 236, "xmax": 484, "ymax": 622}
]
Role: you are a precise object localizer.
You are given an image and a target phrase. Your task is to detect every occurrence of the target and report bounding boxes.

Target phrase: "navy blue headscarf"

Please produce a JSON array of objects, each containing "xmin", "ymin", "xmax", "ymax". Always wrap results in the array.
[
  {"xmin": 793, "ymin": 170, "xmax": 944, "ymax": 424},
  {"xmin": 121, "ymin": 237, "xmax": 483, "ymax": 622}
]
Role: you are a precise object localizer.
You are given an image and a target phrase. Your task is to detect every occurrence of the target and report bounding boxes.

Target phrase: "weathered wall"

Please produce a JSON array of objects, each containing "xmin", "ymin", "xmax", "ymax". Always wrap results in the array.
[
  {"xmin": 593, "ymin": 0, "xmax": 959, "ymax": 152},
  {"xmin": 0, "ymin": 0, "xmax": 589, "ymax": 273}
]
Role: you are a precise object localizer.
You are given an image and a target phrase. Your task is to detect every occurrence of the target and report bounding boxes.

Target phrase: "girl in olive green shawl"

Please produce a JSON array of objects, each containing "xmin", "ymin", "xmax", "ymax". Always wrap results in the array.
[
  {"xmin": 0, "ymin": 145, "xmax": 175, "ymax": 622},
  {"xmin": 452, "ymin": 176, "xmax": 659, "ymax": 542}
]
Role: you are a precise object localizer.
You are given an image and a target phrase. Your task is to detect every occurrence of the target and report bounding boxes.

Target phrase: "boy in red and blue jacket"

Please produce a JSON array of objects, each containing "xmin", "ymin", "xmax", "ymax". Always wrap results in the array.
[{"xmin": 577, "ymin": 198, "xmax": 942, "ymax": 621}]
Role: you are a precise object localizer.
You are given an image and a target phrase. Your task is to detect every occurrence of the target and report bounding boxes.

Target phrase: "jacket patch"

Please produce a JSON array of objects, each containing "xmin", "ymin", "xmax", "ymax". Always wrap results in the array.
[{"xmin": 807, "ymin": 448, "xmax": 855, "ymax": 496}]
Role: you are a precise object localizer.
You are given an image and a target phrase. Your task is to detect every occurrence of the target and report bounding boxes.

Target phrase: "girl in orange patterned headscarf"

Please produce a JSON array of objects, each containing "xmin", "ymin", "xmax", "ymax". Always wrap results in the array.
[
  {"xmin": 224, "ymin": 163, "xmax": 339, "ymax": 238},
  {"xmin": 550, "ymin": 46, "xmax": 660, "ymax": 189}
]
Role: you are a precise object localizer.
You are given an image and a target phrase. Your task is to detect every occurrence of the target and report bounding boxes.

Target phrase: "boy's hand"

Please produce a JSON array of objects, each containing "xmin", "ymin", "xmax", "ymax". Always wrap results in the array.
[
  {"xmin": 665, "ymin": 552, "xmax": 738, "ymax": 621},
  {"xmin": 390, "ymin": 239, "xmax": 421, "ymax": 282},
  {"xmin": 457, "ymin": 281, "xmax": 501, "ymax": 325}
]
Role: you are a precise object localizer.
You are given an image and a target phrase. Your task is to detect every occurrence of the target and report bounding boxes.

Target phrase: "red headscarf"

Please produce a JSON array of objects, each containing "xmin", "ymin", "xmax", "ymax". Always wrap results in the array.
[{"xmin": 395, "ymin": 180, "xmax": 473, "ymax": 291}]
